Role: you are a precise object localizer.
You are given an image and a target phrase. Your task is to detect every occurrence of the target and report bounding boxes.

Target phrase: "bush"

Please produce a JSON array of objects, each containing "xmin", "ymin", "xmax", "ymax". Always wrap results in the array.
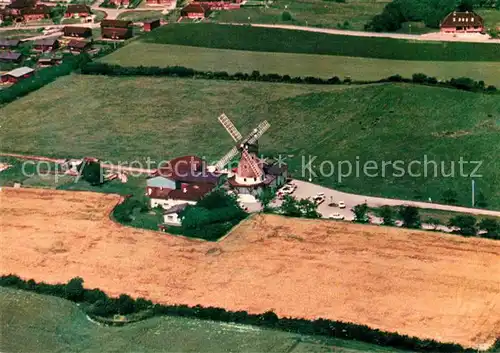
[
  {"xmin": 448, "ymin": 215, "xmax": 477, "ymax": 236},
  {"xmin": 398, "ymin": 206, "xmax": 420, "ymax": 229},
  {"xmin": 281, "ymin": 11, "xmax": 292, "ymax": 21},
  {"xmin": 351, "ymin": 203, "xmax": 369, "ymax": 223}
]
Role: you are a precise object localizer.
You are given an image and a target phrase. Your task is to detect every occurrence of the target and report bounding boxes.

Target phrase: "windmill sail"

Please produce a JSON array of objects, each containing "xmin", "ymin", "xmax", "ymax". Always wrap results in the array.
[
  {"xmin": 214, "ymin": 146, "xmax": 239, "ymax": 171},
  {"xmin": 246, "ymin": 120, "xmax": 270, "ymax": 145},
  {"xmin": 218, "ymin": 113, "xmax": 242, "ymax": 142}
]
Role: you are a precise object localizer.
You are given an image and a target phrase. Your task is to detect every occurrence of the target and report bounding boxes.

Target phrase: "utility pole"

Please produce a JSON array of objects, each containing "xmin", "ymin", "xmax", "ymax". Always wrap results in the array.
[{"xmin": 471, "ymin": 179, "xmax": 475, "ymax": 207}]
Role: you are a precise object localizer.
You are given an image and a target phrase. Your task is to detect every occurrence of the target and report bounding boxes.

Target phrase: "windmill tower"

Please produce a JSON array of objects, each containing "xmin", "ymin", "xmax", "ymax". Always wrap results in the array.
[{"xmin": 214, "ymin": 113, "xmax": 270, "ymax": 189}]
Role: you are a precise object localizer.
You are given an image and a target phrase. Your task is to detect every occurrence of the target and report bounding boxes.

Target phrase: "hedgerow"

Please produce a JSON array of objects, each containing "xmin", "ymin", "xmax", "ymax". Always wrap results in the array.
[
  {"xmin": 0, "ymin": 274, "xmax": 485, "ymax": 353},
  {"xmin": 80, "ymin": 62, "xmax": 498, "ymax": 94}
]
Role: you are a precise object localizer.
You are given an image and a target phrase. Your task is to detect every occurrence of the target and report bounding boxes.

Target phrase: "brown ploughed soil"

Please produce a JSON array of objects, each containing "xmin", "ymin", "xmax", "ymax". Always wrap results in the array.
[{"xmin": 1, "ymin": 188, "xmax": 499, "ymax": 348}]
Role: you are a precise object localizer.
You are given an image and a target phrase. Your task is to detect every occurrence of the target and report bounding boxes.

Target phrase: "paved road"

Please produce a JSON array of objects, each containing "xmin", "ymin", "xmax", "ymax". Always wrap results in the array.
[
  {"xmin": 289, "ymin": 179, "xmax": 500, "ymax": 219},
  {"xmin": 244, "ymin": 23, "xmax": 500, "ymax": 44}
]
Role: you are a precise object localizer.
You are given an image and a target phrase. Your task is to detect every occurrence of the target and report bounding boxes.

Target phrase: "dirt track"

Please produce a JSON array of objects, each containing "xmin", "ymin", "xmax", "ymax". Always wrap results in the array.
[{"xmin": 1, "ymin": 188, "xmax": 499, "ymax": 349}]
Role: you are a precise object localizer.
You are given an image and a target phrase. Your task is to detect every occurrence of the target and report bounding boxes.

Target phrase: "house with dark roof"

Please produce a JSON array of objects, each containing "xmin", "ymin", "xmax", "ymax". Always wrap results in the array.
[
  {"xmin": 67, "ymin": 39, "xmax": 91, "ymax": 52},
  {"xmin": 0, "ymin": 51, "xmax": 23, "ymax": 63},
  {"xmin": 64, "ymin": 4, "xmax": 91, "ymax": 18},
  {"xmin": 107, "ymin": 0, "xmax": 129, "ymax": 6},
  {"xmin": 180, "ymin": 3, "xmax": 210, "ymax": 19},
  {"xmin": 0, "ymin": 39, "xmax": 20, "ymax": 49},
  {"xmin": 63, "ymin": 26, "xmax": 93, "ymax": 38},
  {"xmin": 33, "ymin": 37, "xmax": 59, "ymax": 51},
  {"xmin": 101, "ymin": 19, "xmax": 133, "ymax": 39},
  {"xmin": 6, "ymin": 0, "xmax": 37, "ymax": 15},
  {"xmin": 145, "ymin": 0, "xmax": 172, "ymax": 6},
  {"xmin": 440, "ymin": 11, "xmax": 484, "ymax": 33},
  {"xmin": 20, "ymin": 5, "xmax": 50, "ymax": 22}
]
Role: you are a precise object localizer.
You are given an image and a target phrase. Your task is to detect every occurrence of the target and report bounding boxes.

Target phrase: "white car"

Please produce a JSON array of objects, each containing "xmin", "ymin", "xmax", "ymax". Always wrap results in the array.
[
  {"xmin": 338, "ymin": 201, "xmax": 346, "ymax": 209},
  {"xmin": 312, "ymin": 194, "xmax": 325, "ymax": 205},
  {"xmin": 329, "ymin": 213, "xmax": 345, "ymax": 220}
]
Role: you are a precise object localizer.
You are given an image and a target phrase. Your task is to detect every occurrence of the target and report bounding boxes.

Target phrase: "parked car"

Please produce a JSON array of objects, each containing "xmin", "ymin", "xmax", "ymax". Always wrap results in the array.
[
  {"xmin": 329, "ymin": 213, "xmax": 345, "ymax": 220},
  {"xmin": 312, "ymin": 194, "xmax": 325, "ymax": 205},
  {"xmin": 338, "ymin": 201, "xmax": 346, "ymax": 209}
]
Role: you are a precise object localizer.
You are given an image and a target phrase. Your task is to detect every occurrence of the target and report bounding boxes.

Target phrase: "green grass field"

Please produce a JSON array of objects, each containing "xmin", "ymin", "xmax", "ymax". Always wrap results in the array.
[
  {"xmin": 211, "ymin": 0, "xmax": 390, "ymax": 30},
  {"xmin": 117, "ymin": 10, "xmax": 163, "ymax": 21},
  {"xmin": 140, "ymin": 23, "xmax": 500, "ymax": 61},
  {"xmin": 1, "ymin": 75, "xmax": 499, "ymax": 209},
  {"xmin": 101, "ymin": 42, "xmax": 500, "ymax": 85},
  {"xmin": 0, "ymin": 287, "xmax": 407, "ymax": 353}
]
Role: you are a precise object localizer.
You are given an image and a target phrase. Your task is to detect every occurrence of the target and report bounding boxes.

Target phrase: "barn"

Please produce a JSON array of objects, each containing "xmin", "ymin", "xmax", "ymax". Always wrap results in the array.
[
  {"xmin": 143, "ymin": 18, "xmax": 160, "ymax": 32},
  {"xmin": 180, "ymin": 3, "xmax": 210, "ymax": 19},
  {"xmin": 440, "ymin": 11, "xmax": 484, "ymax": 33},
  {"xmin": 63, "ymin": 26, "xmax": 93, "ymax": 38},
  {"xmin": 1, "ymin": 66, "xmax": 34, "ymax": 83},
  {"xmin": 101, "ymin": 19, "xmax": 133, "ymax": 40}
]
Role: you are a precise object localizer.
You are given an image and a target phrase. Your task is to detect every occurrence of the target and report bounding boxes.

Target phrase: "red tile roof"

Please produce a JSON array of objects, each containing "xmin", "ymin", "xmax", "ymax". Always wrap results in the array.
[
  {"xmin": 168, "ymin": 183, "xmax": 215, "ymax": 201},
  {"xmin": 181, "ymin": 3, "xmax": 210, "ymax": 13},
  {"xmin": 156, "ymin": 155, "xmax": 221, "ymax": 185}
]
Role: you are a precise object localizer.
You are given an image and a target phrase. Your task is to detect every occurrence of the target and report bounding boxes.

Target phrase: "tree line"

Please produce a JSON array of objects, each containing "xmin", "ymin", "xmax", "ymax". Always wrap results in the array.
[
  {"xmin": 352, "ymin": 203, "xmax": 499, "ymax": 239},
  {"xmin": 79, "ymin": 62, "xmax": 498, "ymax": 94},
  {"xmin": 0, "ymin": 274, "xmax": 487, "ymax": 353}
]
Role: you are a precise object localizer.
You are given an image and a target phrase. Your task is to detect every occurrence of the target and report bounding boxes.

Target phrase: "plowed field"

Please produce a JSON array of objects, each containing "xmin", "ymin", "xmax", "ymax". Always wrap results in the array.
[{"xmin": 1, "ymin": 188, "xmax": 499, "ymax": 348}]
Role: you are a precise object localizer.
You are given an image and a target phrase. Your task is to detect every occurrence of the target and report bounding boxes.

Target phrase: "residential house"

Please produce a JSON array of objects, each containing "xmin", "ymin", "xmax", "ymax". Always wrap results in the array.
[
  {"xmin": 192, "ymin": 0, "xmax": 242, "ymax": 10},
  {"xmin": 1, "ymin": 66, "xmax": 34, "ymax": 83},
  {"xmin": 67, "ymin": 39, "xmax": 91, "ymax": 52},
  {"xmin": 20, "ymin": 5, "xmax": 50, "ymax": 22},
  {"xmin": 145, "ymin": 0, "xmax": 172, "ymax": 5},
  {"xmin": 180, "ymin": 3, "xmax": 210, "ymax": 19},
  {"xmin": 143, "ymin": 18, "xmax": 160, "ymax": 32},
  {"xmin": 0, "ymin": 51, "xmax": 23, "ymax": 63},
  {"xmin": 107, "ymin": 0, "xmax": 129, "ymax": 6},
  {"xmin": 33, "ymin": 37, "xmax": 59, "ymax": 51},
  {"xmin": 64, "ymin": 4, "xmax": 91, "ymax": 18},
  {"xmin": 63, "ymin": 26, "xmax": 93, "ymax": 38},
  {"xmin": 440, "ymin": 11, "xmax": 484, "ymax": 33},
  {"xmin": 146, "ymin": 155, "xmax": 221, "ymax": 209},
  {"xmin": 6, "ymin": 0, "xmax": 37, "ymax": 15},
  {"xmin": 0, "ymin": 39, "xmax": 20, "ymax": 49},
  {"xmin": 100, "ymin": 19, "xmax": 133, "ymax": 39}
]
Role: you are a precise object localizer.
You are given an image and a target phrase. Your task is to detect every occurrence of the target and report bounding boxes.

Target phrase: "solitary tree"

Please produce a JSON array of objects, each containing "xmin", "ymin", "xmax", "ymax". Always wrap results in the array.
[
  {"xmin": 448, "ymin": 215, "xmax": 477, "ymax": 236},
  {"xmin": 379, "ymin": 205, "xmax": 396, "ymax": 226},
  {"xmin": 398, "ymin": 206, "xmax": 421, "ymax": 229},
  {"xmin": 298, "ymin": 198, "xmax": 320, "ymax": 219},
  {"xmin": 281, "ymin": 11, "xmax": 292, "ymax": 21},
  {"xmin": 65, "ymin": 277, "xmax": 84, "ymax": 302},
  {"xmin": 442, "ymin": 189, "xmax": 458, "ymax": 205},
  {"xmin": 351, "ymin": 203, "xmax": 369, "ymax": 223},
  {"xmin": 80, "ymin": 161, "xmax": 103, "ymax": 186}
]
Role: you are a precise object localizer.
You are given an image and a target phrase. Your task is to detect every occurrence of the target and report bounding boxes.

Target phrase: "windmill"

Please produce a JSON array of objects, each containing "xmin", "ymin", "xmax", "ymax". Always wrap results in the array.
[{"xmin": 214, "ymin": 113, "xmax": 270, "ymax": 186}]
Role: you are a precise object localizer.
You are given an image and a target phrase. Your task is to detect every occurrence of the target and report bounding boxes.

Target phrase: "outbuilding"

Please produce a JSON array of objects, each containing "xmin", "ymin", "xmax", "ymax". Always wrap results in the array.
[
  {"xmin": 1, "ymin": 66, "xmax": 34, "ymax": 83},
  {"xmin": 143, "ymin": 18, "xmax": 160, "ymax": 32}
]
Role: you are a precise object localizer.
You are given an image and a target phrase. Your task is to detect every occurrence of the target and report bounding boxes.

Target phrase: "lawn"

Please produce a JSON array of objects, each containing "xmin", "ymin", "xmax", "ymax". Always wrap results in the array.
[
  {"xmin": 117, "ymin": 10, "xmax": 163, "ymax": 22},
  {"xmin": 0, "ymin": 287, "xmax": 407, "ymax": 353},
  {"xmin": 0, "ymin": 29, "xmax": 41, "ymax": 39},
  {"xmin": 211, "ymin": 0, "xmax": 390, "ymax": 30},
  {"xmin": 140, "ymin": 23, "xmax": 500, "ymax": 61},
  {"xmin": 1, "ymin": 75, "xmax": 499, "ymax": 209},
  {"xmin": 102, "ymin": 42, "xmax": 500, "ymax": 86}
]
